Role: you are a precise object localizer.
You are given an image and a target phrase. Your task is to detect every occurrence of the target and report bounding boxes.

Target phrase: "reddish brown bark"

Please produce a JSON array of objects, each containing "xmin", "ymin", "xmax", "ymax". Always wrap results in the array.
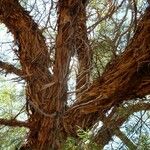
[
  {"xmin": 63, "ymin": 6, "xmax": 150, "ymax": 135},
  {"xmin": 0, "ymin": 0, "xmax": 90, "ymax": 149},
  {"xmin": 0, "ymin": 0, "xmax": 150, "ymax": 149},
  {"xmin": 75, "ymin": 1, "xmax": 92, "ymax": 95},
  {"xmin": 0, "ymin": 0, "xmax": 57, "ymax": 149}
]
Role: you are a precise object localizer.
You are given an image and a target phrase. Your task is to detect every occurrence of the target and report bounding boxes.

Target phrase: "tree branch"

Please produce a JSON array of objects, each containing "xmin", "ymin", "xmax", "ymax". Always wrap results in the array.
[
  {"xmin": 0, "ymin": 1, "xmax": 52, "ymax": 144},
  {"xmin": 63, "ymin": 6, "xmax": 150, "ymax": 134},
  {"xmin": 94, "ymin": 102, "xmax": 150, "ymax": 147},
  {"xmin": 0, "ymin": 118, "xmax": 30, "ymax": 128},
  {"xmin": 0, "ymin": 60, "xmax": 23, "ymax": 77},
  {"xmin": 0, "ymin": 0, "xmax": 50, "ymax": 75},
  {"xmin": 114, "ymin": 128, "xmax": 137, "ymax": 150}
]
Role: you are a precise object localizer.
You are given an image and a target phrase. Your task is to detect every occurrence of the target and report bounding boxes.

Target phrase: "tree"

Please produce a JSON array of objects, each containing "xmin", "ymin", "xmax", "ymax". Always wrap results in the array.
[{"xmin": 0, "ymin": 0, "xmax": 150, "ymax": 149}]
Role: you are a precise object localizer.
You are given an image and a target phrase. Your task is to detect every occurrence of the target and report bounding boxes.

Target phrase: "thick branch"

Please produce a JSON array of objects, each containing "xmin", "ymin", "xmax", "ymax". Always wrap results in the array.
[
  {"xmin": 94, "ymin": 102, "xmax": 150, "ymax": 147},
  {"xmin": 0, "ymin": 1, "xmax": 52, "ymax": 148},
  {"xmin": 0, "ymin": 60, "xmax": 23, "ymax": 77},
  {"xmin": 63, "ymin": 6, "xmax": 150, "ymax": 134},
  {"xmin": 0, "ymin": 118, "xmax": 30, "ymax": 128},
  {"xmin": 75, "ymin": 1, "xmax": 92, "ymax": 95},
  {"xmin": 0, "ymin": 0, "xmax": 50, "ymax": 76},
  {"xmin": 114, "ymin": 128, "xmax": 137, "ymax": 150}
]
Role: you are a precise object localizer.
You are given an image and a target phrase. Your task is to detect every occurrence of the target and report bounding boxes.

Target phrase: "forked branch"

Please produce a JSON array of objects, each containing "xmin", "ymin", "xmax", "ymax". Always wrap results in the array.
[
  {"xmin": 94, "ymin": 102, "xmax": 150, "ymax": 147},
  {"xmin": 63, "ymin": 6, "xmax": 150, "ymax": 135}
]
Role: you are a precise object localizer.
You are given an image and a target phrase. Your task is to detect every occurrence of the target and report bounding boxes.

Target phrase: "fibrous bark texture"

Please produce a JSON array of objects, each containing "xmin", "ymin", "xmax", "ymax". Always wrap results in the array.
[
  {"xmin": 74, "ymin": 1, "xmax": 92, "ymax": 95},
  {"xmin": 0, "ymin": 0, "xmax": 90, "ymax": 149},
  {"xmin": 0, "ymin": 0, "xmax": 150, "ymax": 150},
  {"xmin": 63, "ymin": 6, "xmax": 150, "ymax": 135}
]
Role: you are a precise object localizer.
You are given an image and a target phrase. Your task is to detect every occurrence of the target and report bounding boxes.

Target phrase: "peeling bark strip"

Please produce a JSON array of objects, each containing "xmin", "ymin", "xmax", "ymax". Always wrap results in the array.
[
  {"xmin": 0, "ymin": 0, "xmax": 90, "ymax": 149},
  {"xmin": 1, "ymin": 0, "xmax": 150, "ymax": 149},
  {"xmin": 63, "ymin": 6, "xmax": 150, "ymax": 134},
  {"xmin": 74, "ymin": 1, "xmax": 92, "ymax": 95}
]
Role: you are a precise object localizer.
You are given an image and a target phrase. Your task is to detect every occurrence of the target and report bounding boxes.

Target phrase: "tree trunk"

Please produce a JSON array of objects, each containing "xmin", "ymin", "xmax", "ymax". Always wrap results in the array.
[
  {"xmin": 0, "ymin": 0, "xmax": 90, "ymax": 149},
  {"xmin": 0, "ymin": 0, "xmax": 65, "ymax": 149},
  {"xmin": 1, "ymin": 0, "xmax": 150, "ymax": 149}
]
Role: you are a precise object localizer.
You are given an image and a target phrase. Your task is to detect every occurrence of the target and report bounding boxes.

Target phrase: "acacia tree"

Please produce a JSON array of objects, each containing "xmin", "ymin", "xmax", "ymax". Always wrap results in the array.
[{"xmin": 0, "ymin": 0, "xmax": 150, "ymax": 149}]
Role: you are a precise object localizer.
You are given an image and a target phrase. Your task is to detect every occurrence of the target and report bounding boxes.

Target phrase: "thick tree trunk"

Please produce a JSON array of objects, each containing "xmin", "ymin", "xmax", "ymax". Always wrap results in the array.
[
  {"xmin": 0, "ymin": 0, "xmax": 64, "ymax": 149},
  {"xmin": 0, "ymin": 0, "xmax": 89, "ymax": 149},
  {"xmin": 1, "ymin": 0, "xmax": 150, "ymax": 149}
]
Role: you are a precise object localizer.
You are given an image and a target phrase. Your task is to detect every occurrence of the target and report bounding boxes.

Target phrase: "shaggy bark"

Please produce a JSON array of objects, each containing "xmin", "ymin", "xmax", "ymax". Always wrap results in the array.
[
  {"xmin": 75, "ymin": 1, "xmax": 92, "ymax": 95},
  {"xmin": 0, "ymin": 0, "xmax": 55, "ymax": 149},
  {"xmin": 63, "ymin": 6, "xmax": 150, "ymax": 135},
  {"xmin": 0, "ymin": 0, "xmax": 90, "ymax": 149},
  {"xmin": 0, "ymin": 0, "xmax": 150, "ymax": 149}
]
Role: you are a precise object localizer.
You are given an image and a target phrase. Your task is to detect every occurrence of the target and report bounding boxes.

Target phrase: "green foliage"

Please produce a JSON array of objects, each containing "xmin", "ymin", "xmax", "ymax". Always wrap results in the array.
[
  {"xmin": 0, "ymin": 78, "xmax": 27, "ymax": 149},
  {"xmin": 92, "ymin": 40, "xmax": 113, "ymax": 78},
  {"xmin": 63, "ymin": 137, "xmax": 78, "ymax": 150},
  {"xmin": 0, "ymin": 127, "xmax": 26, "ymax": 150},
  {"xmin": 138, "ymin": 135, "xmax": 150, "ymax": 150},
  {"xmin": 63, "ymin": 127, "xmax": 99, "ymax": 150}
]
